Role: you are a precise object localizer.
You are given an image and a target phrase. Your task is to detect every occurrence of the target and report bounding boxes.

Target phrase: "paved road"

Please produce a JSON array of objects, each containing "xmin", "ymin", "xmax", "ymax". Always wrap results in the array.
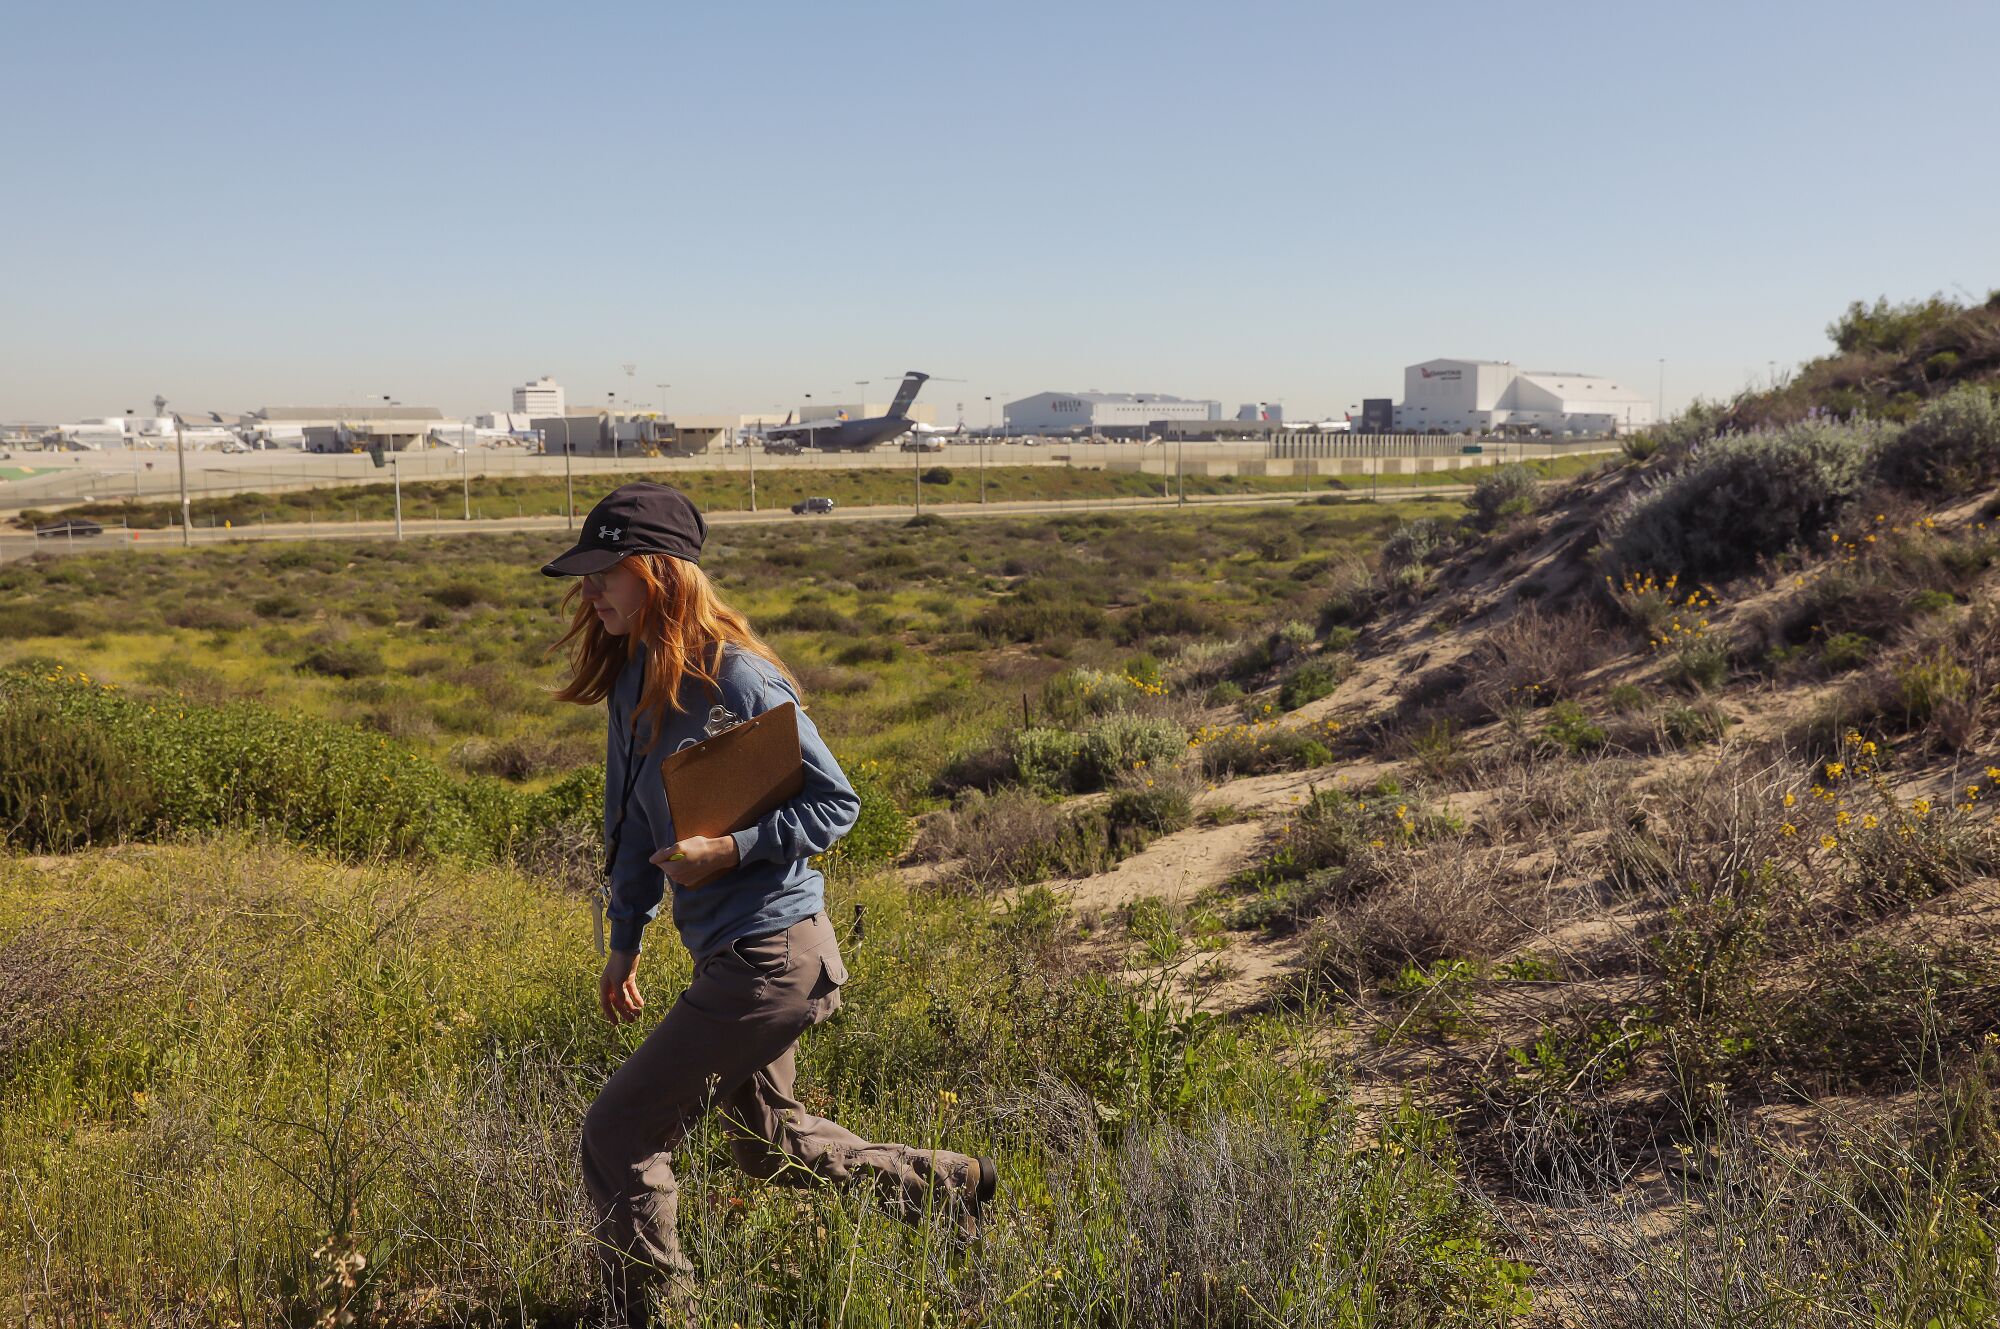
[
  {"xmin": 0, "ymin": 481, "xmax": 1511, "ymax": 564},
  {"xmin": 0, "ymin": 437, "xmax": 1617, "ymax": 512}
]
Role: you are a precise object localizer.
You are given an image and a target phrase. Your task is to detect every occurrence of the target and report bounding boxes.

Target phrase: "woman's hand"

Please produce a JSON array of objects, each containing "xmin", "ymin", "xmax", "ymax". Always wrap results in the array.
[
  {"xmin": 650, "ymin": 835, "xmax": 740, "ymax": 888},
  {"xmin": 600, "ymin": 949, "xmax": 644, "ymax": 1024}
]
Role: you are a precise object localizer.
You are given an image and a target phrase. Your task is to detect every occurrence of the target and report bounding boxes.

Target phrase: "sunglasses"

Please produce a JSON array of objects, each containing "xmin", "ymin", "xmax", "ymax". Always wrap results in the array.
[{"xmin": 581, "ymin": 571, "xmax": 610, "ymax": 591}]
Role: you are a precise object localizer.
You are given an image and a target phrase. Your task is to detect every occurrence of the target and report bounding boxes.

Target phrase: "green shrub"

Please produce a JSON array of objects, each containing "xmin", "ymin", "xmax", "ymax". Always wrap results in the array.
[
  {"xmin": 1206, "ymin": 680, "xmax": 1244, "ymax": 707},
  {"xmin": 768, "ymin": 603, "xmax": 854, "ymax": 634},
  {"xmin": 1278, "ymin": 659, "xmax": 1346, "ymax": 711},
  {"xmin": 0, "ymin": 693, "xmax": 159, "ymax": 851},
  {"xmin": 298, "ymin": 640, "xmax": 385, "ymax": 679},
  {"xmin": 1469, "ymin": 465, "xmax": 1539, "ymax": 530},
  {"xmin": 1659, "ymin": 700, "xmax": 1729, "ymax": 748},
  {"xmin": 1896, "ymin": 650, "xmax": 1973, "ymax": 725},
  {"xmin": 1195, "ymin": 720, "xmax": 1338, "ymax": 777},
  {"xmin": 1403, "ymin": 717, "xmax": 1463, "ymax": 778},
  {"xmin": 530, "ymin": 764, "xmax": 604, "ymax": 828},
  {"xmin": 1105, "ymin": 773, "xmax": 1195, "ymax": 837},
  {"xmin": 1606, "ymin": 422, "xmax": 1877, "ymax": 579},
  {"xmin": 1873, "ymin": 384, "xmax": 2000, "ymax": 495},
  {"xmin": 822, "ymin": 759, "xmax": 912, "ymax": 870},
  {"xmin": 1771, "ymin": 941, "xmax": 2000, "ymax": 1088},
  {"xmin": 0, "ymin": 604, "xmax": 83, "ymax": 637},
  {"xmin": 1122, "ymin": 654, "xmax": 1165, "ymax": 690},
  {"xmin": 832, "ymin": 638, "xmax": 901, "ymax": 665},
  {"xmin": 1319, "ymin": 582, "xmax": 1381, "ymax": 629},
  {"xmin": 1275, "ymin": 620, "xmax": 1316, "ymax": 650},
  {"xmin": 1075, "ymin": 714, "xmax": 1188, "ymax": 791},
  {"xmin": 1382, "ymin": 518, "xmax": 1456, "ymax": 571},
  {"xmin": 975, "ymin": 583, "xmax": 1108, "ymax": 644},
  {"xmin": 1321, "ymin": 625, "xmax": 1359, "ymax": 652},
  {"xmin": 1607, "ymin": 683, "xmax": 1649, "ymax": 713},
  {"xmin": 1012, "ymin": 726, "xmax": 1086, "ymax": 790},
  {"xmin": 1539, "ymin": 701, "xmax": 1607, "ymax": 754},
  {"xmin": 919, "ymin": 466, "xmax": 952, "ymax": 486},
  {"xmin": 1124, "ymin": 597, "xmax": 1221, "ymax": 639},
  {"xmin": 1820, "ymin": 631, "xmax": 1875, "ymax": 672},
  {"xmin": 1042, "ymin": 667, "xmax": 1151, "ymax": 722},
  {"xmin": 1666, "ymin": 637, "xmax": 1731, "ymax": 692},
  {"xmin": 251, "ymin": 593, "xmax": 304, "ymax": 618},
  {"xmin": 1828, "ymin": 293, "xmax": 1963, "ymax": 355},
  {"xmin": 0, "ymin": 669, "xmax": 506, "ymax": 861},
  {"xmin": 430, "ymin": 581, "xmax": 492, "ymax": 609},
  {"xmin": 1909, "ymin": 588, "xmax": 1957, "ymax": 615},
  {"xmin": 1630, "ymin": 400, "xmax": 1726, "ymax": 467}
]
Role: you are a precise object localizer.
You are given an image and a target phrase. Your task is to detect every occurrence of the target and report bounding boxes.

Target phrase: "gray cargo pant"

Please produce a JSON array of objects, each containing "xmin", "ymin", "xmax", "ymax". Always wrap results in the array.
[{"xmin": 579, "ymin": 910, "xmax": 985, "ymax": 1295}]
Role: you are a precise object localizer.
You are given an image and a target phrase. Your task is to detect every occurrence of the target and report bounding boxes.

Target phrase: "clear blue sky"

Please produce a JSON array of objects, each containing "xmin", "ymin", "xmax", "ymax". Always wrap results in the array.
[{"xmin": 4, "ymin": 0, "xmax": 1995, "ymax": 424}]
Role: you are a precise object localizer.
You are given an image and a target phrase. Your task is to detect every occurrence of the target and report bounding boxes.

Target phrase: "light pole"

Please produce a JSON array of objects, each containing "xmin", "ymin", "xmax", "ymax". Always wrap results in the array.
[
  {"xmin": 1656, "ymin": 358, "xmax": 1665, "ymax": 423},
  {"xmin": 855, "ymin": 380, "xmax": 870, "ymax": 418},
  {"xmin": 559, "ymin": 420, "xmax": 575, "ymax": 529},
  {"xmin": 655, "ymin": 383, "xmax": 671, "ymax": 416},
  {"xmin": 609, "ymin": 391, "xmax": 619, "ymax": 463},
  {"xmin": 167, "ymin": 401, "xmax": 190, "ymax": 547},
  {"xmin": 461, "ymin": 419, "xmax": 470, "ymax": 520},
  {"xmin": 981, "ymin": 396, "xmax": 991, "ymax": 503},
  {"xmin": 391, "ymin": 451, "xmax": 403, "ymax": 541}
]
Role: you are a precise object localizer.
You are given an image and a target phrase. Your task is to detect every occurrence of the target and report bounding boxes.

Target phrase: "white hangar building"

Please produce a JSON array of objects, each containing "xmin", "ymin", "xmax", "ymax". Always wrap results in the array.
[
  {"xmin": 1394, "ymin": 359, "xmax": 1656, "ymax": 435},
  {"xmin": 1004, "ymin": 390, "xmax": 1222, "ymax": 435}
]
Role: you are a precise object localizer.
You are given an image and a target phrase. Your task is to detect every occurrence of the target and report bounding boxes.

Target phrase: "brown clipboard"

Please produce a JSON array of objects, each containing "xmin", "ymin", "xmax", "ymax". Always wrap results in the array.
[{"xmin": 658, "ymin": 700, "xmax": 805, "ymax": 889}]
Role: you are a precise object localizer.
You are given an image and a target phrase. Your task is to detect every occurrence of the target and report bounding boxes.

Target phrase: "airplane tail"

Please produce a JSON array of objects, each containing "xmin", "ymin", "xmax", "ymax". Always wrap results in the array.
[{"xmin": 886, "ymin": 371, "xmax": 929, "ymax": 419}]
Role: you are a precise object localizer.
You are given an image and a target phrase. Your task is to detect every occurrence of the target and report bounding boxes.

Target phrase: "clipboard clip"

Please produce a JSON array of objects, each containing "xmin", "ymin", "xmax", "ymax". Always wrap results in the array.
[{"xmin": 677, "ymin": 704, "xmax": 743, "ymax": 752}]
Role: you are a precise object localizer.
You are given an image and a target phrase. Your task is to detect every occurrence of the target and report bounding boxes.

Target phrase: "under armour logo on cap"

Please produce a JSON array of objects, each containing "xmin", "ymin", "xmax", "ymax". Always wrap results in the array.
[{"xmin": 541, "ymin": 482, "xmax": 708, "ymax": 577}]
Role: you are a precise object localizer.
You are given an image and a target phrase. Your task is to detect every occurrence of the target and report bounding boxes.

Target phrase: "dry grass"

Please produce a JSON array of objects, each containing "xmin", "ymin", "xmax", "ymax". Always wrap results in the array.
[{"xmin": 1467, "ymin": 606, "xmax": 1623, "ymax": 718}]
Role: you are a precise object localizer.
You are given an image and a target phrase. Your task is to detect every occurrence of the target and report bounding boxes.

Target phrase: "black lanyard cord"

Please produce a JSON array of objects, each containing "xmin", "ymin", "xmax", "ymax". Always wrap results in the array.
[{"xmin": 602, "ymin": 707, "xmax": 648, "ymax": 882}]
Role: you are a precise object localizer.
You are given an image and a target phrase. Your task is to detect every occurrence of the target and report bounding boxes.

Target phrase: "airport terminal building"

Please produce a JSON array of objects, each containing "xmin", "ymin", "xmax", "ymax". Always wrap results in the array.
[
  {"xmin": 1394, "ymin": 359, "xmax": 1656, "ymax": 435},
  {"xmin": 1004, "ymin": 391, "xmax": 1222, "ymax": 435}
]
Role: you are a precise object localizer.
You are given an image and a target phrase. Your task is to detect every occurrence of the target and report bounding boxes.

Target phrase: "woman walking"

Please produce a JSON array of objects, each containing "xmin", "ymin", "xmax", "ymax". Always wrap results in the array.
[{"xmin": 542, "ymin": 482, "xmax": 994, "ymax": 1325}]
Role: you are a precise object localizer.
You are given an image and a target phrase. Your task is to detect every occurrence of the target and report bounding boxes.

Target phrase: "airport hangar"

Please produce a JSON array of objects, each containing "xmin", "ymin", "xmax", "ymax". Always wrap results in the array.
[
  {"xmin": 1392, "ymin": 360, "xmax": 1657, "ymax": 434},
  {"xmin": 1004, "ymin": 391, "xmax": 1222, "ymax": 436}
]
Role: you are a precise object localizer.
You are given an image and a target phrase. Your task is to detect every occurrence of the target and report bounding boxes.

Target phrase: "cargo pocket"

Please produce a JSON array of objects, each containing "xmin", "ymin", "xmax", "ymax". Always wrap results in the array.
[{"xmin": 805, "ymin": 947, "xmax": 849, "ymax": 1025}]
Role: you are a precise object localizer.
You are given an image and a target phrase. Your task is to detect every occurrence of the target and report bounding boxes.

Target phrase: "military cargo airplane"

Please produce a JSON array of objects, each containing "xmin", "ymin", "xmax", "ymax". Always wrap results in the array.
[{"xmin": 763, "ymin": 371, "xmax": 930, "ymax": 451}]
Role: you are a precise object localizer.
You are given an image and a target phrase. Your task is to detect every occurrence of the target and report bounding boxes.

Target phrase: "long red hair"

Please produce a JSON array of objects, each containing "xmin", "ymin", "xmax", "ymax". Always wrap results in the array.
[{"xmin": 549, "ymin": 554, "xmax": 796, "ymax": 750}]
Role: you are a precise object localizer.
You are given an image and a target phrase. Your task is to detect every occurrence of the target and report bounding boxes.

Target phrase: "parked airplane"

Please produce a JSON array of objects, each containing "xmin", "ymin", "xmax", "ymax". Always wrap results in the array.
[
  {"xmin": 51, "ymin": 413, "xmax": 236, "ymax": 449},
  {"xmin": 763, "ymin": 371, "xmax": 930, "ymax": 451}
]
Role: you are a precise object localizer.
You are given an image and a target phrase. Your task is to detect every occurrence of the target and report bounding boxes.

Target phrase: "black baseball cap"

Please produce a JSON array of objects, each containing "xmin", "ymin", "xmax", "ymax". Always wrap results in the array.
[{"xmin": 540, "ymin": 481, "xmax": 707, "ymax": 577}]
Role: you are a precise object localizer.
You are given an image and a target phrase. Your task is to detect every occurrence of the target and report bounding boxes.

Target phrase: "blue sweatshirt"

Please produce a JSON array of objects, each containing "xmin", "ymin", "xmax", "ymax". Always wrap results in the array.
[{"xmin": 602, "ymin": 641, "xmax": 860, "ymax": 959}]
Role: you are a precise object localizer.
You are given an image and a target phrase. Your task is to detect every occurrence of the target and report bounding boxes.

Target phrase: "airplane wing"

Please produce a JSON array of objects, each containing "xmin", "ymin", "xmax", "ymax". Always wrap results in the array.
[{"xmin": 765, "ymin": 420, "xmax": 834, "ymax": 441}]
